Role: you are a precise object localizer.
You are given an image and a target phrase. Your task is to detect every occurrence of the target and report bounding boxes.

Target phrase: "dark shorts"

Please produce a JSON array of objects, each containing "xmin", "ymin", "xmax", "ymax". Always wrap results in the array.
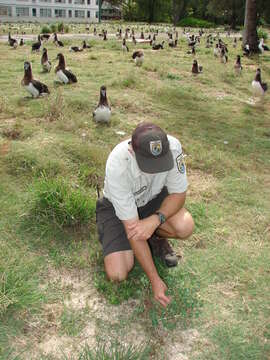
[{"xmin": 96, "ymin": 187, "xmax": 168, "ymax": 256}]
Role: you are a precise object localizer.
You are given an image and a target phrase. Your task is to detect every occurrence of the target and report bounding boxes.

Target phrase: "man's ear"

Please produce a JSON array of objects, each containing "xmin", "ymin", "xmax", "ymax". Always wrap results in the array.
[{"xmin": 128, "ymin": 141, "xmax": 134, "ymax": 155}]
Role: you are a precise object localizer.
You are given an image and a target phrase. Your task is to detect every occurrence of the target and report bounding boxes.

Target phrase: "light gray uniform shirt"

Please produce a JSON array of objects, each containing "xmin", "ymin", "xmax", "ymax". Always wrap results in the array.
[{"xmin": 103, "ymin": 135, "xmax": 188, "ymax": 221}]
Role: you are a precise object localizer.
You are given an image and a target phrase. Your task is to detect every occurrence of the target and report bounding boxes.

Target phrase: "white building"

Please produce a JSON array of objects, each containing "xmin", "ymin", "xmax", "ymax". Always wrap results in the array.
[{"xmin": 0, "ymin": 0, "xmax": 100, "ymax": 23}]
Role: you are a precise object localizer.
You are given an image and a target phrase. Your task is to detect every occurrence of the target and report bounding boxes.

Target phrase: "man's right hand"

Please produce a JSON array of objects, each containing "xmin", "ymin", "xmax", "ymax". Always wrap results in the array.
[{"xmin": 151, "ymin": 278, "xmax": 171, "ymax": 308}]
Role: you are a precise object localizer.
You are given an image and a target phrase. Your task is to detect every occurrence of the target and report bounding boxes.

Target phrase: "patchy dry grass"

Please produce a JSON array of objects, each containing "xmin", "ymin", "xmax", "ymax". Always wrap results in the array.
[{"xmin": 0, "ymin": 23, "xmax": 269, "ymax": 360}]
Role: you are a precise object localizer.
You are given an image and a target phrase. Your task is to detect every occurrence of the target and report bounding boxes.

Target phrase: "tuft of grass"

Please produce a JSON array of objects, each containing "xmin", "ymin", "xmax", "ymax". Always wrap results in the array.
[
  {"xmin": 1, "ymin": 123, "xmax": 22, "ymax": 140},
  {"xmin": 167, "ymin": 73, "xmax": 181, "ymax": 81},
  {"xmin": 65, "ymin": 341, "xmax": 151, "ymax": 360},
  {"xmin": 3, "ymin": 143, "xmax": 62, "ymax": 178},
  {"xmin": 0, "ymin": 241, "xmax": 45, "ymax": 316},
  {"xmin": 60, "ymin": 307, "xmax": 87, "ymax": 337},
  {"xmin": 78, "ymin": 164, "xmax": 103, "ymax": 189},
  {"xmin": 27, "ymin": 176, "xmax": 96, "ymax": 229},
  {"xmin": 44, "ymin": 91, "xmax": 65, "ymax": 122}
]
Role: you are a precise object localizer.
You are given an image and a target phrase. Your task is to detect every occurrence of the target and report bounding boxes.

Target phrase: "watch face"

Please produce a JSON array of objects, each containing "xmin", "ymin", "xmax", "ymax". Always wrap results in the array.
[
  {"xmin": 157, "ymin": 212, "xmax": 166, "ymax": 224},
  {"xmin": 160, "ymin": 213, "xmax": 166, "ymax": 224}
]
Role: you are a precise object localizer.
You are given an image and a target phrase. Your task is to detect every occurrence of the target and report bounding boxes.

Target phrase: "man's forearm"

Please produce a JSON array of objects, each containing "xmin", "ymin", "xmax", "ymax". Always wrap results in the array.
[
  {"xmin": 158, "ymin": 192, "xmax": 186, "ymax": 220},
  {"xmin": 128, "ymin": 234, "xmax": 160, "ymax": 283}
]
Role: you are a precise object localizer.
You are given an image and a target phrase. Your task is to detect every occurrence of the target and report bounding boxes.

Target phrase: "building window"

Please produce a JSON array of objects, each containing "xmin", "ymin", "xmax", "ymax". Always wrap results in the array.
[
  {"xmin": 69, "ymin": 0, "xmax": 72, "ymax": 3},
  {"xmin": 95, "ymin": 11, "xmax": 99, "ymax": 18},
  {"xmin": 40, "ymin": 8, "xmax": 52, "ymax": 17},
  {"xmin": 16, "ymin": 7, "xmax": 30, "ymax": 17},
  {"xmin": 75, "ymin": 10, "xmax": 85, "ymax": 18},
  {"xmin": 32, "ymin": 8, "xmax": 37, "ymax": 16},
  {"xmin": 69, "ymin": 9, "xmax": 72, "ymax": 17},
  {"xmin": 87, "ymin": 0, "xmax": 90, "ymax": 4},
  {"xmin": 40, "ymin": 0, "xmax": 52, "ymax": 3},
  {"xmin": 54, "ymin": 9, "xmax": 66, "ymax": 17},
  {"xmin": 96, "ymin": 0, "xmax": 99, "ymax": 5},
  {"xmin": 87, "ymin": 10, "xmax": 90, "ymax": 17},
  {"xmin": 55, "ymin": 0, "xmax": 66, "ymax": 3},
  {"xmin": 74, "ymin": 0, "xmax": 85, "ymax": 4},
  {"xmin": 0, "ymin": 6, "xmax": 12, "ymax": 16}
]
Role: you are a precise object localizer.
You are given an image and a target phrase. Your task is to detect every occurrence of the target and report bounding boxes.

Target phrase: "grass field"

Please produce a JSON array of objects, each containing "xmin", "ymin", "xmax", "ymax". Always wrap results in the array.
[{"xmin": 0, "ymin": 24, "xmax": 270, "ymax": 360}]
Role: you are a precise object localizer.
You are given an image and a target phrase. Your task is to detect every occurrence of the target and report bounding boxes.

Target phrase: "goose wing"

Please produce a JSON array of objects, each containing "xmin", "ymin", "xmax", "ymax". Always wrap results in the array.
[
  {"xmin": 63, "ymin": 69, "xmax": 77, "ymax": 83},
  {"xmin": 32, "ymin": 80, "xmax": 50, "ymax": 94},
  {"xmin": 262, "ymin": 83, "xmax": 268, "ymax": 92}
]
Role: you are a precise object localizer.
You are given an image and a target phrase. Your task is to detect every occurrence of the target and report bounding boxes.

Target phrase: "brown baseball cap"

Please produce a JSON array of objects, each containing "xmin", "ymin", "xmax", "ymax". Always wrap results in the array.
[{"xmin": 131, "ymin": 122, "xmax": 174, "ymax": 174}]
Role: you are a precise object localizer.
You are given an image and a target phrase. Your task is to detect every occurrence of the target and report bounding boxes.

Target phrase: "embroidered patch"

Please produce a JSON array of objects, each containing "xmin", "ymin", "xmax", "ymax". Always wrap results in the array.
[
  {"xmin": 150, "ymin": 140, "xmax": 162, "ymax": 156},
  {"xmin": 176, "ymin": 154, "xmax": 185, "ymax": 174}
]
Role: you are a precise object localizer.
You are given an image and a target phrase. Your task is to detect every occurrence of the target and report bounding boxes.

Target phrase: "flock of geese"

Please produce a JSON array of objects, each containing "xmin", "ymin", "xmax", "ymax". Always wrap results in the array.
[{"xmin": 6, "ymin": 25, "xmax": 269, "ymax": 124}]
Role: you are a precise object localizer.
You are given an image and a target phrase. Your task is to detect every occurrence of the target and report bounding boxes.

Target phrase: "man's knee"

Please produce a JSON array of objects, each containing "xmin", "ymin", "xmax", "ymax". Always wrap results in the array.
[
  {"xmin": 106, "ymin": 268, "xmax": 128, "ymax": 282},
  {"xmin": 175, "ymin": 212, "xmax": 194, "ymax": 239},
  {"xmin": 104, "ymin": 250, "xmax": 134, "ymax": 282}
]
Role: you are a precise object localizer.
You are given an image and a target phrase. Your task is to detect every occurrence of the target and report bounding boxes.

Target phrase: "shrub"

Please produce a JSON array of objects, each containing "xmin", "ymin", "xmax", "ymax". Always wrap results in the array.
[
  {"xmin": 178, "ymin": 17, "xmax": 216, "ymax": 28},
  {"xmin": 57, "ymin": 22, "xmax": 64, "ymax": 33},
  {"xmin": 29, "ymin": 176, "xmax": 96, "ymax": 228},
  {"xmin": 50, "ymin": 23, "xmax": 57, "ymax": 33},
  {"xmin": 257, "ymin": 27, "xmax": 268, "ymax": 40},
  {"xmin": 64, "ymin": 24, "xmax": 69, "ymax": 33},
  {"xmin": 40, "ymin": 25, "xmax": 51, "ymax": 34}
]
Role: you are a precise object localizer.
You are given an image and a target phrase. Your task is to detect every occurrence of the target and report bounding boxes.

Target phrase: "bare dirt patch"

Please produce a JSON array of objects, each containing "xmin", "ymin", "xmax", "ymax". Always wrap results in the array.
[{"xmin": 188, "ymin": 169, "xmax": 218, "ymax": 202}]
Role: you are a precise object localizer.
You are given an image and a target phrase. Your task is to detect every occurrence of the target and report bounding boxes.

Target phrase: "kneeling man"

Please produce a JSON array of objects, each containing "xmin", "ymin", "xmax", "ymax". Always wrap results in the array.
[{"xmin": 96, "ymin": 122, "xmax": 194, "ymax": 307}]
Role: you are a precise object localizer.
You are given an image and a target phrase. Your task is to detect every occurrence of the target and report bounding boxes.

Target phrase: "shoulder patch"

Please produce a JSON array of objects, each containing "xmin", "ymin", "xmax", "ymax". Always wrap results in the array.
[{"xmin": 176, "ymin": 154, "xmax": 186, "ymax": 174}]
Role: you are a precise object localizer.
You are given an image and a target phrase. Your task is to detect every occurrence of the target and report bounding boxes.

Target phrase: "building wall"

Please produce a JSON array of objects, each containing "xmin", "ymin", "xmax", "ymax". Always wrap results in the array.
[{"xmin": 0, "ymin": 0, "xmax": 99, "ymax": 23}]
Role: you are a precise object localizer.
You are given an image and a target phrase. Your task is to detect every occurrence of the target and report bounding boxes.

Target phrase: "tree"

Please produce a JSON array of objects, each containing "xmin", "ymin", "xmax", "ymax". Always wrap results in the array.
[
  {"xmin": 172, "ymin": 0, "xmax": 189, "ymax": 26},
  {"xmin": 243, "ymin": 0, "xmax": 259, "ymax": 52},
  {"xmin": 207, "ymin": 0, "xmax": 245, "ymax": 29}
]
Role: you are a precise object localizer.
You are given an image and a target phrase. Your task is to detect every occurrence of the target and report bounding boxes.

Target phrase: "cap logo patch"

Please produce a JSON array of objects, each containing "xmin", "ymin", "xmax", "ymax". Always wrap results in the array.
[{"xmin": 150, "ymin": 140, "xmax": 162, "ymax": 156}]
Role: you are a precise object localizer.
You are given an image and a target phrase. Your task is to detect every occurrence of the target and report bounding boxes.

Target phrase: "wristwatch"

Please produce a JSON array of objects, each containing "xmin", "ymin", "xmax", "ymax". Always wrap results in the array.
[{"xmin": 155, "ymin": 211, "xmax": 166, "ymax": 226}]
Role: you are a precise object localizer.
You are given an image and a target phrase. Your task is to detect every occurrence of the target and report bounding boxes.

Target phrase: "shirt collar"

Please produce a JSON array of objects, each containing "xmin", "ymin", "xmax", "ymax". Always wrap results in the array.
[{"xmin": 127, "ymin": 140, "xmax": 142, "ymax": 178}]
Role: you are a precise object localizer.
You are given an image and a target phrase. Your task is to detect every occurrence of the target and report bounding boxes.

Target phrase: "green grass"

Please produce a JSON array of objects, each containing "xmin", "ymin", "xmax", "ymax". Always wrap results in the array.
[
  {"xmin": 0, "ymin": 21, "xmax": 269, "ymax": 360},
  {"xmin": 64, "ymin": 342, "xmax": 151, "ymax": 360}
]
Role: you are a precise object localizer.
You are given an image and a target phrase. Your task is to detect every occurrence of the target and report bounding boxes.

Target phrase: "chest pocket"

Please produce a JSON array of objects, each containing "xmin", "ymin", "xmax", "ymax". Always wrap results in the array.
[{"xmin": 132, "ymin": 177, "xmax": 150, "ymax": 207}]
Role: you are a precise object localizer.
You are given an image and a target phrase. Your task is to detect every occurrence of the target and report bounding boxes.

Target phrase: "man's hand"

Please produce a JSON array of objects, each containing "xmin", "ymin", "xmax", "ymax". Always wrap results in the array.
[
  {"xmin": 151, "ymin": 278, "xmax": 171, "ymax": 307},
  {"xmin": 125, "ymin": 215, "xmax": 160, "ymax": 242}
]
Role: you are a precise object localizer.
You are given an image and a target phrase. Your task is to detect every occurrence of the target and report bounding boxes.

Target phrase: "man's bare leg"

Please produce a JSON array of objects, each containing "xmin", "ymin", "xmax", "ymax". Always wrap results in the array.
[
  {"xmin": 157, "ymin": 208, "xmax": 194, "ymax": 239},
  {"xmin": 104, "ymin": 250, "xmax": 134, "ymax": 281}
]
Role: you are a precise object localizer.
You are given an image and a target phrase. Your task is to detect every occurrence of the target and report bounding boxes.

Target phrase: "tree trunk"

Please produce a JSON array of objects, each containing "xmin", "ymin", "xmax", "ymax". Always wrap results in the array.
[
  {"xmin": 243, "ymin": 0, "xmax": 259, "ymax": 53},
  {"xmin": 149, "ymin": 0, "xmax": 155, "ymax": 23},
  {"xmin": 230, "ymin": 0, "xmax": 237, "ymax": 30},
  {"xmin": 172, "ymin": 0, "xmax": 188, "ymax": 26}
]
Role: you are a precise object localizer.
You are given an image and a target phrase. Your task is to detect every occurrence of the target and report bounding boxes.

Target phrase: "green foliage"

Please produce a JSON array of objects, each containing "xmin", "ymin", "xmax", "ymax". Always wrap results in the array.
[
  {"xmin": 94, "ymin": 263, "xmax": 148, "ymax": 305},
  {"xmin": 68, "ymin": 342, "xmax": 151, "ymax": 360},
  {"xmin": 28, "ymin": 176, "xmax": 96, "ymax": 228},
  {"xmin": 148, "ymin": 260, "xmax": 203, "ymax": 329},
  {"xmin": 57, "ymin": 22, "xmax": 64, "ymax": 33},
  {"xmin": 60, "ymin": 307, "xmax": 87, "ymax": 336},
  {"xmin": 64, "ymin": 24, "xmax": 70, "ymax": 33},
  {"xmin": 94, "ymin": 259, "xmax": 202, "ymax": 329},
  {"xmin": 41, "ymin": 25, "xmax": 51, "ymax": 34},
  {"xmin": 0, "ymin": 241, "xmax": 44, "ymax": 316},
  {"xmin": 199, "ymin": 324, "xmax": 270, "ymax": 360},
  {"xmin": 257, "ymin": 27, "xmax": 268, "ymax": 40},
  {"xmin": 167, "ymin": 73, "xmax": 181, "ymax": 80},
  {"xmin": 178, "ymin": 17, "xmax": 216, "ymax": 28},
  {"xmin": 50, "ymin": 23, "xmax": 57, "ymax": 33}
]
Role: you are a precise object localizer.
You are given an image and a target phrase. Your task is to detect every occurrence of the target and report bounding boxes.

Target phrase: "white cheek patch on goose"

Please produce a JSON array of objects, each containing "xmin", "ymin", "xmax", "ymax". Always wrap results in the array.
[{"xmin": 176, "ymin": 154, "xmax": 186, "ymax": 174}]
